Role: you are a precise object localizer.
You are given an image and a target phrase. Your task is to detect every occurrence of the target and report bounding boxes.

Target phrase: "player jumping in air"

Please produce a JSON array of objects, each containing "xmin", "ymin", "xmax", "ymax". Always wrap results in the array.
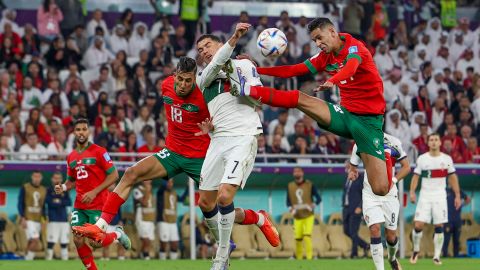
[
  {"xmin": 196, "ymin": 23, "xmax": 280, "ymax": 270},
  {"xmin": 72, "ymin": 57, "xmax": 278, "ymax": 258},
  {"xmin": 409, "ymin": 133, "xmax": 461, "ymax": 265},
  {"xmin": 54, "ymin": 119, "xmax": 130, "ymax": 270},
  {"xmin": 349, "ymin": 133, "xmax": 410, "ymax": 270},
  {"xmin": 232, "ymin": 18, "xmax": 392, "ymax": 196}
]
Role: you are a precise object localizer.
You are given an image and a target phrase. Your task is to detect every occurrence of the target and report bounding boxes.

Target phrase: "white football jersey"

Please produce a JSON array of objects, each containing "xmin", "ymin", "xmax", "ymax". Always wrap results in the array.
[
  {"xmin": 350, "ymin": 133, "xmax": 407, "ymax": 200},
  {"xmin": 197, "ymin": 43, "xmax": 263, "ymax": 137},
  {"xmin": 413, "ymin": 152, "xmax": 455, "ymax": 198}
]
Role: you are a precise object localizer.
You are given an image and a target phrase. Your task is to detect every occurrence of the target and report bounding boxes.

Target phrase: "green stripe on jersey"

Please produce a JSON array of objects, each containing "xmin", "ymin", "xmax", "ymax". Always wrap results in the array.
[
  {"xmin": 325, "ymin": 63, "xmax": 339, "ymax": 72},
  {"xmin": 163, "ymin": 96, "xmax": 173, "ymax": 105},
  {"xmin": 69, "ymin": 160, "xmax": 77, "ymax": 169},
  {"xmin": 346, "ymin": 53, "xmax": 362, "ymax": 64},
  {"xmin": 203, "ymin": 79, "xmax": 225, "ymax": 104},
  {"xmin": 181, "ymin": 103, "xmax": 199, "ymax": 112},
  {"xmin": 106, "ymin": 166, "xmax": 115, "ymax": 175},
  {"xmin": 303, "ymin": 60, "xmax": 317, "ymax": 74}
]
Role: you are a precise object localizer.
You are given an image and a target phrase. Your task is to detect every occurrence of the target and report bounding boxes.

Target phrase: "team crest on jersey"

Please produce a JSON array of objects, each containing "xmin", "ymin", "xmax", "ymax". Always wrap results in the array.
[
  {"xmin": 181, "ymin": 103, "xmax": 199, "ymax": 112},
  {"xmin": 373, "ymin": 137, "xmax": 380, "ymax": 149},
  {"xmin": 348, "ymin": 46, "xmax": 358, "ymax": 54}
]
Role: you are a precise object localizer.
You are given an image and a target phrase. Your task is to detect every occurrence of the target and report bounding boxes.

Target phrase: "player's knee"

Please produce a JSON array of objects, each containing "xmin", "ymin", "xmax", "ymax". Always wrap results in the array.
[
  {"xmin": 216, "ymin": 192, "xmax": 233, "ymax": 206},
  {"xmin": 73, "ymin": 236, "xmax": 84, "ymax": 246},
  {"xmin": 198, "ymin": 197, "xmax": 215, "ymax": 212},
  {"xmin": 123, "ymin": 167, "xmax": 138, "ymax": 183},
  {"xmin": 369, "ymin": 225, "xmax": 381, "ymax": 237}
]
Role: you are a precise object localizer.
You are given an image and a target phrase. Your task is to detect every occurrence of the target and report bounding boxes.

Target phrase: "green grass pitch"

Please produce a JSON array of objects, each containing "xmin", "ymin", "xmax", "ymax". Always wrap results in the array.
[{"xmin": 0, "ymin": 258, "xmax": 478, "ymax": 270}]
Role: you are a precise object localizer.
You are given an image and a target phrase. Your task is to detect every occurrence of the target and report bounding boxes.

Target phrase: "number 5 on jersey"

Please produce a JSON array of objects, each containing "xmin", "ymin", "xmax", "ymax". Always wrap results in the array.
[
  {"xmin": 76, "ymin": 165, "xmax": 88, "ymax": 179},
  {"xmin": 171, "ymin": 107, "xmax": 183, "ymax": 123}
]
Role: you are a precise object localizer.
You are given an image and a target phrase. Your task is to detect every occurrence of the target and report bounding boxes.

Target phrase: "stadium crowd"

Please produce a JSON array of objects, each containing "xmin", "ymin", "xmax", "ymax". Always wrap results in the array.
[{"xmin": 0, "ymin": 0, "xmax": 478, "ymax": 165}]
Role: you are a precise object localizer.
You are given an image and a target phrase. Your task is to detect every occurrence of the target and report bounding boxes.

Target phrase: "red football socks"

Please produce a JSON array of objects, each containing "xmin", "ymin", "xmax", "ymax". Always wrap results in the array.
[
  {"xmin": 385, "ymin": 151, "xmax": 393, "ymax": 189},
  {"xmin": 241, "ymin": 209, "xmax": 260, "ymax": 225},
  {"xmin": 250, "ymin": 86, "xmax": 299, "ymax": 108},
  {"xmin": 101, "ymin": 232, "xmax": 118, "ymax": 247},
  {"xmin": 100, "ymin": 192, "xmax": 125, "ymax": 223},
  {"xmin": 77, "ymin": 244, "xmax": 98, "ymax": 270}
]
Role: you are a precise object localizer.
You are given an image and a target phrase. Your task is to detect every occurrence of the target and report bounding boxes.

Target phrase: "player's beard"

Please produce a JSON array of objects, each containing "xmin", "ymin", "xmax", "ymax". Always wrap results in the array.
[{"xmin": 76, "ymin": 136, "xmax": 88, "ymax": 147}]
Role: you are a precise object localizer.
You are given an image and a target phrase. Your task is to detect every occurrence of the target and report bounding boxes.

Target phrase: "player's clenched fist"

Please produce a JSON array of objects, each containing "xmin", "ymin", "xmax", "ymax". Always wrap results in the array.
[{"xmin": 233, "ymin": 23, "xmax": 251, "ymax": 39}]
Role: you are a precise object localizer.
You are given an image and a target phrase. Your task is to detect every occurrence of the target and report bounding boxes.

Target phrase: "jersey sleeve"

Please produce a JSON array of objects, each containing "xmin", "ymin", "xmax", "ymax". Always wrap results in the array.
[
  {"xmin": 349, "ymin": 144, "xmax": 361, "ymax": 166},
  {"xmin": 303, "ymin": 52, "xmax": 326, "ymax": 74},
  {"xmin": 446, "ymin": 155, "xmax": 456, "ymax": 174},
  {"xmin": 346, "ymin": 44, "xmax": 363, "ymax": 64},
  {"xmin": 413, "ymin": 156, "xmax": 423, "ymax": 175},
  {"xmin": 97, "ymin": 148, "xmax": 115, "ymax": 175},
  {"xmin": 66, "ymin": 155, "xmax": 75, "ymax": 181}
]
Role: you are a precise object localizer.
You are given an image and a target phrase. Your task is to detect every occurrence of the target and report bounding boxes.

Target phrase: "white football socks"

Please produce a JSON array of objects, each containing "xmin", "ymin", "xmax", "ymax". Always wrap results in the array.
[
  {"xmin": 216, "ymin": 210, "xmax": 235, "ymax": 260},
  {"xmin": 205, "ymin": 212, "xmax": 220, "ymax": 243},
  {"xmin": 433, "ymin": 233, "xmax": 444, "ymax": 259},
  {"xmin": 412, "ymin": 229, "xmax": 423, "ymax": 253},
  {"xmin": 371, "ymin": 243, "xmax": 384, "ymax": 270}
]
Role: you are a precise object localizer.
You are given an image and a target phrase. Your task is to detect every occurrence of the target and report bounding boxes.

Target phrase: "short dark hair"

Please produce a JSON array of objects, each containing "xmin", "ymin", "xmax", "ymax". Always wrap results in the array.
[
  {"xmin": 74, "ymin": 118, "xmax": 89, "ymax": 127},
  {"xmin": 176, "ymin": 57, "xmax": 197, "ymax": 74},
  {"xmin": 31, "ymin": 170, "xmax": 42, "ymax": 175},
  {"xmin": 307, "ymin": 17, "xmax": 334, "ymax": 34},
  {"xmin": 427, "ymin": 132, "xmax": 441, "ymax": 140},
  {"xmin": 52, "ymin": 171, "xmax": 63, "ymax": 177},
  {"xmin": 196, "ymin": 34, "xmax": 222, "ymax": 45}
]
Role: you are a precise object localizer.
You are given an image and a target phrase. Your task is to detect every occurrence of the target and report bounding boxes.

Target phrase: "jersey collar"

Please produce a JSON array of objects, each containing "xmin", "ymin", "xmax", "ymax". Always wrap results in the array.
[
  {"xmin": 334, "ymin": 34, "xmax": 348, "ymax": 56},
  {"xmin": 76, "ymin": 142, "xmax": 92, "ymax": 154}
]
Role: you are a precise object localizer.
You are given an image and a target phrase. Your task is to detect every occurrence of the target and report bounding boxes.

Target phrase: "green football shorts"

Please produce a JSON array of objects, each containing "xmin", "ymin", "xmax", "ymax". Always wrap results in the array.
[
  {"xmin": 319, "ymin": 102, "xmax": 385, "ymax": 161},
  {"xmin": 70, "ymin": 209, "xmax": 101, "ymax": 227},
  {"xmin": 154, "ymin": 147, "xmax": 204, "ymax": 183}
]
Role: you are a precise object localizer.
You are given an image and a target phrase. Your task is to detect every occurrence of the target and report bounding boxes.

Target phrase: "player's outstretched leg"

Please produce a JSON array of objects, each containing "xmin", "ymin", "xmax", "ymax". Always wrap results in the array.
[{"xmin": 73, "ymin": 156, "xmax": 168, "ymax": 242}]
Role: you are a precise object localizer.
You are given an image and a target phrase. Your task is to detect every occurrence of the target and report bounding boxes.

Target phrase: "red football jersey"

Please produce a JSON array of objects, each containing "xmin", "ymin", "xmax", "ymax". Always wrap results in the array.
[
  {"xmin": 162, "ymin": 76, "xmax": 210, "ymax": 158},
  {"xmin": 305, "ymin": 33, "xmax": 385, "ymax": 115},
  {"xmin": 66, "ymin": 143, "xmax": 115, "ymax": 210}
]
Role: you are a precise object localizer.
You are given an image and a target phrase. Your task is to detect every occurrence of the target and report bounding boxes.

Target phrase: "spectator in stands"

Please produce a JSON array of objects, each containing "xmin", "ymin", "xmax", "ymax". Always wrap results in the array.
[
  {"xmin": 413, "ymin": 123, "xmax": 430, "ymax": 155},
  {"xmin": 442, "ymin": 124, "xmax": 466, "ymax": 157},
  {"xmin": 137, "ymin": 125, "xmax": 160, "ymax": 154},
  {"xmin": 420, "ymin": 61, "xmax": 433, "ymax": 85},
  {"xmin": 0, "ymin": 70, "xmax": 16, "ymax": 102},
  {"xmin": 456, "ymin": 49, "xmax": 478, "ymax": 77},
  {"xmin": 256, "ymin": 134, "xmax": 268, "ymax": 163},
  {"xmin": 21, "ymin": 77, "xmax": 43, "ymax": 118},
  {"xmin": 3, "ymin": 121, "xmax": 21, "ymax": 151},
  {"xmin": 412, "ymin": 46, "xmax": 428, "ymax": 71},
  {"xmin": 342, "ymin": 168, "xmax": 368, "ymax": 259},
  {"xmin": 94, "ymin": 104, "xmax": 117, "ymax": 135},
  {"xmin": 22, "ymin": 24, "xmax": 41, "ymax": 56},
  {"xmin": 157, "ymin": 179, "xmax": 184, "ymax": 260},
  {"xmin": 45, "ymin": 37, "xmax": 67, "ymax": 70},
  {"xmin": 452, "ymin": 96, "xmax": 473, "ymax": 123},
  {"xmin": 383, "ymin": 68, "xmax": 402, "ymax": 108},
  {"xmin": 386, "ymin": 109, "xmax": 411, "ymax": 147},
  {"xmin": 46, "ymin": 127, "xmax": 68, "ymax": 160},
  {"xmin": 312, "ymin": 134, "xmax": 333, "ymax": 163},
  {"xmin": 66, "ymin": 78, "xmax": 88, "ymax": 107},
  {"xmin": 370, "ymin": 2, "xmax": 388, "ymax": 42},
  {"xmin": 0, "ymin": 135, "xmax": 12, "ymax": 160},
  {"xmin": 0, "ymin": 37, "xmax": 19, "ymax": 65},
  {"xmin": 450, "ymin": 33, "xmax": 467, "ymax": 66},
  {"xmin": 43, "ymin": 79, "xmax": 69, "ymax": 116},
  {"xmin": 3, "ymin": 106, "xmax": 24, "ymax": 133},
  {"xmin": 411, "ymin": 85, "xmax": 432, "ymax": 121},
  {"xmin": 118, "ymin": 8, "xmax": 134, "ymax": 38},
  {"xmin": 374, "ymin": 41, "xmax": 394, "ymax": 77},
  {"xmin": 26, "ymin": 107, "xmax": 51, "ymax": 144},
  {"xmin": 288, "ymin": 120, "xmax": 309, "ymax": 146},
  {"xmin": 148, "ymin": 35, "xmax": 173, "ymax": 72},
  {"xmin": 293, "ymin": 16, "xmax": 310, "ymax": 48},
  {"xmin": 83, "ymin": 36, "xmax": 114, "ymax": 70},
  {"xmin": 45, "ymin": 172, "xmax": 71, "ymax": 260},
  {"xmin": 110, "ymin": 25, "xmax": 129, "ymax": 55},
  {"xmin": 460, "ymin": 125, "xmax": 473, "ymax": 146},
  {"xmin": 342, "ymin": 0, "xmax": 364, "ymax": 39},
  {"xmin": 432, "ymin": 46, "xmax": 451, "ymax": 71},
  {"xmin": 128, "ymin": 23, "xmax": 151, "ymax": 58},
  {"xmin": 87, "ymin": 9, "xmax": 108, "ymax": 38},
  {"xmin": 286, "ymin": 167, "xmax": 321, "ymax": 260},
  {"xmin": 133, "ymin": 105, "xmax": 156, "ymax": 138},
  {"xmin": 464, "ymin": 137, "xmax": 480, "ymax": 163},
  {"xmin": 409, "ymin": 111, "xmax": 430, "ymax": 141},
  {"xmin": 431, "ymin": 97, "xmax": 447, "ymax": 132},
  {"xmin": 118, "ymin": 131, "xmax": 137, "ymax": 162},
  {"xmin": 116, "ymin": 107, "xmax": 133, "ymax": 137},
  {"xmin": 150, "ymin": 14, "xmax": 175, "ymax": 38},
  {"xmin": 0, "ymin": 22, "xmax": 23, "ymax": 54},
  {"xmin": 64, "ymin": 37, "xmax": 83, "ymax": 68},
  {"xmin": 265, "ymin": 134, "xmax": 288, "ymax": 163},
  {"xmin": 132, "ymin": 50, "xmax": 150, "ymax": 72},
  {"xmin": 290, "ymin": 137, "xmax": 311, "ymax": 164},
  {"xmin": 95, "ymin": 121, "xmax": 121, "ymax": 152},
  {"xmin": 18, "ymin": 133, "xmax": 48, "ymax": 160},
  {"xmin": 171, "ymin": 24, "xmax": 189, "ymax": 58},
  {"xmin": 37, "ymin": 0, "xmax": 63, "ymax": 40},
  {"xmin": 18, "ymin": 171, "xmax": 46, "ymax": 260},
  {"xmin": 69, "ymin": 24, "xmax": 88, "ymax": 55},
  {"xmin": 0, "ymin": 9, "xmax": 20, "ymax": 34},
  {"xmin": 26, "ymin": 62, "xmax": 44, "ymax": 90},
  {"xmin": 133, "ymin": 180, "xmax": 156, "ymax": 260}
]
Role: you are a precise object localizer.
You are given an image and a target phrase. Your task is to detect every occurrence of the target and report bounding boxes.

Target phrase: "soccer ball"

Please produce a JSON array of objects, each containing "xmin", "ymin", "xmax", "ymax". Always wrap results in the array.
[{"xmin": 257, "ymin": 28, "xmax": 288, "ymax": 58}]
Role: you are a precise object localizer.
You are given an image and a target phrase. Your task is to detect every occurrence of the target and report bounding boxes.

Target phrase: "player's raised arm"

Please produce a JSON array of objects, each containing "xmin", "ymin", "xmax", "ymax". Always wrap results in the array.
[
  {"xmin": 316, "ymin": 57, "xmax": 361, "ymax": 91},
  {"xmin": 196, "ymin": 23, "xmax": 251, "ymax": 89}
]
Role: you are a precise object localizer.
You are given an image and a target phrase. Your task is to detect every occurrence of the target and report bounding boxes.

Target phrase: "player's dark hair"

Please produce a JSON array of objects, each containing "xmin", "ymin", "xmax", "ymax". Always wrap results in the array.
[
  {"xmin": 73, "ymin": 118, "xmax": 89, "ymax": 127},
  {"xmin": 307, "ymin": 18, "xmax": 334, "ymax": 34},
  {"xmin": 427, "ymin": 132, "xmax": 440, "ymax": 140},
  {"xmin": 196, "ymin": 34, "xmax": 222, "ymax": 45},
  {"xmin": 293, "ymin": 166, "xmax": 304, "ymax": 172},
  {"xmin": 176, "ymin": 57, "xmax": 197, "ymax": 74}
]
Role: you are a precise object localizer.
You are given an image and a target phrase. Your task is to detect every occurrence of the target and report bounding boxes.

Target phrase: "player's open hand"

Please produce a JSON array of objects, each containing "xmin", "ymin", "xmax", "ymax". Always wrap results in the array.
[
  {"xmin": 81, "ymin": 190, "xmax": 98, "ymax": 204},
  {"xmin": 410, "ymin": 192, "xmax": 417, "ymax": 204},
  {"xmin": 195, "ymin": 118, "xmax": 214, "ymax": 136},
  {"xmin": 233, "ymin": 23, "xmax": 251, "ymax": 39},
  {"xmin": 454, "ymin": 195, "xmax": 462, "ymax": 210},
  {"xmin": 54, "ymin": 184, "xmax": 63, "ymax": 194},
  {"xmin": 314, "ymin": 81, "xmax": 334, "ymax": 92}
]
